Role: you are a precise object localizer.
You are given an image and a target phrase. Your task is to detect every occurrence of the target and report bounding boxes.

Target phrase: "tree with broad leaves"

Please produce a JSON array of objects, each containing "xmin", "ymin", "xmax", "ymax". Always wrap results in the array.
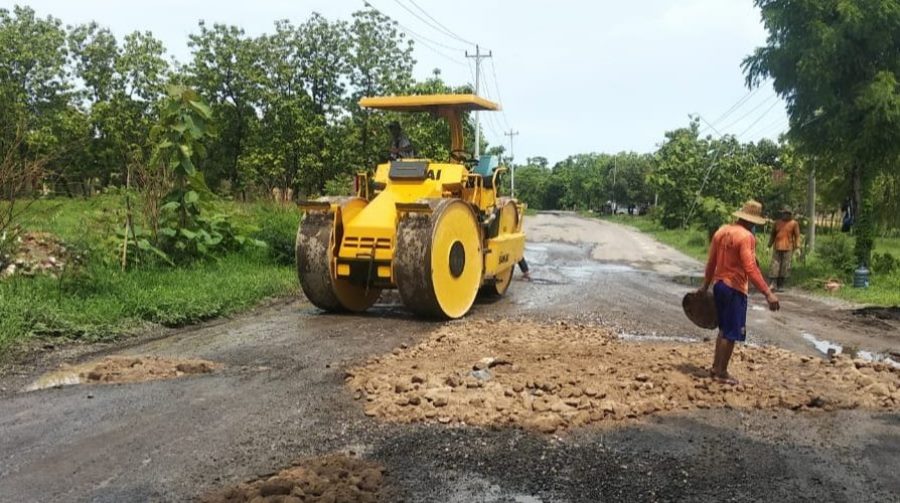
[
  {"xmin": 0, "ymin": 5, "xmax": 70, "ymax": 175},
  {"xmin": 743, "ymin": 0, "xmax": 900, "ymax": 267},
  {"xmin": 348, "ymin": 7, "xmax": 414, "ymax": 170},
  {"xmin": 187, "ymin": 21, "xmax": 262, "ymax": 191}
]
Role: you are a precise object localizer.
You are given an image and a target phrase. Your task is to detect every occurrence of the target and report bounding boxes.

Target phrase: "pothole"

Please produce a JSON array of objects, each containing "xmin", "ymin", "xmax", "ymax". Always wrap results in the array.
[
  {"xmin": 200, "ymin": 454, "xmax": 384, "ymax": 503},
  {"xmin": 347, "ymin": 320, "xmax": 900, "ymax": 433},
  {"xmin": 24, "ymin": 356, "xmax": 220, "ymax": 391}
]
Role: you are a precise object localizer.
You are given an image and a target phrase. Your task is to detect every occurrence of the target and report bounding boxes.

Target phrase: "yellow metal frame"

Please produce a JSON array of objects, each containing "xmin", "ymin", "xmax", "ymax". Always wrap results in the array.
[
  {"xmin": 359, "ymin": 94, "xmax": 500, "ymax": 152},
  {"xmin": 321, "ymin": 94, "xmax": 523, "ymax": 291}
]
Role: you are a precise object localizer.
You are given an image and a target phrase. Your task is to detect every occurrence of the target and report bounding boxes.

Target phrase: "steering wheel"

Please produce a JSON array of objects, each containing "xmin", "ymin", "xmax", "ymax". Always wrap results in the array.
[{"xmin": 450, "ymin": 149, "xmax": 475, "ymax": 166}]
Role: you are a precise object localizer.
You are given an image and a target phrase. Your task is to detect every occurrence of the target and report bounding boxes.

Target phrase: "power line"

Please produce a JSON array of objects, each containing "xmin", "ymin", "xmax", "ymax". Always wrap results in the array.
[
  {"xmin": 364, "ymin": 1, "xmax": 467, "ymax": 67},
  {"xmin": 466, "ymin": 44, "xmax": 492, "ymax": 157},
  {"xmin": 737, "ymin": 98, "xmax": 781, "ymax": 138},
  {"xmin": 407, "ymin": 0, "xmax": 476, "ymax": 46},
  {"xmin": 719, "ymin": 92, "xmax": 778, "ymax": 133},
  {"xmin": 390, "ymin": 0, "xmax": 465, "ymax": 51},
  {"xmin": 745, "ymin": 116, "xmax": 788, "ymax": 140},
  {"xmin": 478, "ymin": 69, "xmax": 506, "ymax": 141},
  {"xmin": 487, "ymin": 58, "xmax": 512, "ymax": 130},
  {"xmin": 701, "ymin": 87, "xmax": 761, "ymax": 133}
]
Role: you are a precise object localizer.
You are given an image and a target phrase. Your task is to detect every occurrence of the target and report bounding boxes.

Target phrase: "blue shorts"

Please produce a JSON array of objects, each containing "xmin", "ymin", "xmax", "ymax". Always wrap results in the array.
[{"xmin": 713, "ymin": 281, "xmax": 747, "ymax": 342}]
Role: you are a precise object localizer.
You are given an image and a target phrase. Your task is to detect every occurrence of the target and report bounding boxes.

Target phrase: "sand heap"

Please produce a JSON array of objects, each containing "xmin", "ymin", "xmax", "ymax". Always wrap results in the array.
[
  {"xmin": 201, "ymin": 454, "xmax": 384, "ymax": 503},
  {"xmin": 25, "ymin": 356, "xmax": 219, "ymax": 390},
  {"xmin": 346, "ymin": 320, "xmax": 900, "ymax": 433}
]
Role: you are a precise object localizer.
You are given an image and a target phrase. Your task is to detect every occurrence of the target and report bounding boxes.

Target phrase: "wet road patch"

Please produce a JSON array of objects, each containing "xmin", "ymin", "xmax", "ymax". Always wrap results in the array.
[
  {"xmin": 347, "ymin": 320, "xmax": 900, "ymax": 433},
  {"xmin": 200, "ymin": 454, "xmax": 383, "ymax": 503},
  {"xmin": 24, "ymin": 355, "xmax": 220, "ymax": 391}
]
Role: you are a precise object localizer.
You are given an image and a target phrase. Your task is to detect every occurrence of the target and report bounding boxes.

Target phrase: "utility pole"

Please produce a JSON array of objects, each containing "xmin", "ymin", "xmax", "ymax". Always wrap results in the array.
[
  {"xmin": 504, "ymin": 129, "xmax": 519, "ymax": 197},
  {"xmin": 806, "ymin": 164, "xmax": 816, "ymax": 254},
  {"xmin": 465, "ymin": 44, "xmax": 492, "ymax": 158}
]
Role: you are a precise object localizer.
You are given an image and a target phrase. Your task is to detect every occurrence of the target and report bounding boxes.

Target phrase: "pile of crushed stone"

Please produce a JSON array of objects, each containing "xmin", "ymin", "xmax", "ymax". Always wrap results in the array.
[
  {"xmin": 201, "ymin": 454, "xmax": 384, "ymax": 503},
  {"xmin": 25, "ymin": 356, "xmax": 219, "ymax": 390},
  {"xmin": 0, "ymin": 231, "xmax": 75, "ymax": 279},
  {"xmin": 346, "ymin": 320, "xmax": 900, "ymax": 433}
]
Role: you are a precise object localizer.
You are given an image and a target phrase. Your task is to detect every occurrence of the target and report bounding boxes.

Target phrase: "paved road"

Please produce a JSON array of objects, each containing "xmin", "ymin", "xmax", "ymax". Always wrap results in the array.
[{"xmin": 1, "ymin": 212, "xmax": 897, "ymax": 502}]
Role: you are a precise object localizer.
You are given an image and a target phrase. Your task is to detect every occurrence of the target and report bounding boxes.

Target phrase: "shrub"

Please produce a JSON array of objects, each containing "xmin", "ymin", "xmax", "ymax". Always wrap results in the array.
[
  {"xmin": 252, "ymin": 205, "xmax": 299, "ymax": 266},
  {"xmin": 816, "ymin": 234, "xmax": 856, "ymax": 275},
  {"xmin": 871, "ymin": 252, "xmax": 898, "ymax": 274}
]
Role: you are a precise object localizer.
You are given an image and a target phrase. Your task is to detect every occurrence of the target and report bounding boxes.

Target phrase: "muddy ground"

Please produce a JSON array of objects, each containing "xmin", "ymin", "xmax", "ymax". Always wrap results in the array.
[{"xmin": 0, "ymin": 212, "xmax": 897, "ymax": 502}]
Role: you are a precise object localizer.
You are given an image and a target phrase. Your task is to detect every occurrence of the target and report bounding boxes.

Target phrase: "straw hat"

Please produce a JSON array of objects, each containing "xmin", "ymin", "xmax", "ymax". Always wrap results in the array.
[{"xmin": 732, "ymin": 200, "xmax": 767, "ymax": 225}]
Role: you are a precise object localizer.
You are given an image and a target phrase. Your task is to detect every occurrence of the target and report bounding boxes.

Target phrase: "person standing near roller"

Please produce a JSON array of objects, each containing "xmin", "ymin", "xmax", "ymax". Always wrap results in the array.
[
  {"xmin": 768, "ymin": 206, "xmax": 801, "ymax": 291},
  {"xmin": 697, "ymin": 200, "xmax": 780, "ymax": 384}
]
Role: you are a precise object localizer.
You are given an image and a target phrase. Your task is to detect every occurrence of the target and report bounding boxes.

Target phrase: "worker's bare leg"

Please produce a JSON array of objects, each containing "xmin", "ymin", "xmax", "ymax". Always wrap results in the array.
[
  {"xmin": 712, "ymin": 337, "xmax": 737, "ymax": 382},
  {"xmin": 711, "ymin": 332, "xmax": 723, "ymax": 375}
]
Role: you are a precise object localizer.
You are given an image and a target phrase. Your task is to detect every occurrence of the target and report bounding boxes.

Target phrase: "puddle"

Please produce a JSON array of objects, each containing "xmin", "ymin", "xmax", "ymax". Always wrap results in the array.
[
  {"xmin": 25, "ymin": 356, "xmax": 220, "ymax": 391},
  {"xmin": 556, "ymin": 263, "xmax": 635, "ymax": 280},
  {"xmin": 617, "ymin": 332, "xmax": 697, "ymax": 344},
  {"xmin": 801, "ymin": 332, "xmax": 900, "ymax": 369}
]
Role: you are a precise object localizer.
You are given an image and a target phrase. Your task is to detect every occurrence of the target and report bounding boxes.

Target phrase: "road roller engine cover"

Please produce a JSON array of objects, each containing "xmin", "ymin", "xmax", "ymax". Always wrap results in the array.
[{"xmin": 296, "ymin": 94, "xmax": 526, "ymax": 319}]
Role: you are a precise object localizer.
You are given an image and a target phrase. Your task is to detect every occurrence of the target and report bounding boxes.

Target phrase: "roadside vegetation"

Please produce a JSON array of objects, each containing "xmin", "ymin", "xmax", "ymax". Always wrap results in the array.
[
  {"xmin": 605, "ymin": 214, "xmax": 900, "ymax": 306},
  {"xmin": 0, "ymin": 196, "xmax": 298, "ymax": 351},
  {"xmin": 2, "ymin": 0, "xmax": 899, "ymax": 352}
]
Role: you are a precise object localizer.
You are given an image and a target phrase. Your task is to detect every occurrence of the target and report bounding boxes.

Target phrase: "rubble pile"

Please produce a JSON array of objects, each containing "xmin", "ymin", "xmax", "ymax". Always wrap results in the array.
[
  {"xmin": 347, "ymin": 320, "xmax": 900, "ymax": 433},
  {"xmin": 25, "ymin": 356, "xmax": 219, "ymax": 390},
  {"xmin": 1, "ymin": 231, "xmax": 73, "ymax": 279},
  {"xmin": 201, "ymin": 454, "xmax": 384, "ymax": 503}
]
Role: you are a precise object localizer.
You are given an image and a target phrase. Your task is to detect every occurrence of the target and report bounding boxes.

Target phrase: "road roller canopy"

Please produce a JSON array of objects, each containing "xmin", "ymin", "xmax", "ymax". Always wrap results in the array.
[
  {"xmin": 359, "ymin": 94, "xmax": 500, "ymax": 152},
  {"xmin": 358, "ymin": 94, "xmax": 501, "ymax": 112}
]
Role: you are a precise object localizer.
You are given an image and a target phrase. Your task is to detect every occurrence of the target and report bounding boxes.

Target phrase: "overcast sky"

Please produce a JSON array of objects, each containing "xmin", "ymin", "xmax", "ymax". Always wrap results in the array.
[{"xmin": 12, "ymin": 0, "xmax": 788, "ymax": 164}]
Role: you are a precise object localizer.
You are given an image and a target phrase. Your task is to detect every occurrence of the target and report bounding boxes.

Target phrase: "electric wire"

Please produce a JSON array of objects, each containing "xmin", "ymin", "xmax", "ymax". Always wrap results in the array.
[
  {"xmin": 364, "ymin": 1, "xmax": 467, "ymax": 67},
  {"xmin": 737, "ymin": 98, "xmax": 781, "ymax": 138},
  {"xmin": 407, "ymin": 0, "xmax": 476, "ymax": 46},
  {"xmin": 700, "ymin": 87, "xmax": 761, "ymax": 133},
  {"xmin": 389, "ymin": 0, "xmax": 466, "ymax": 51},
  {"xmin": 488, "ymin": 58, "xmax": 512, "ymax": 129},
  {"xmin": 719, "ymin": 92, "xmax": 778, "ymax": 133}
]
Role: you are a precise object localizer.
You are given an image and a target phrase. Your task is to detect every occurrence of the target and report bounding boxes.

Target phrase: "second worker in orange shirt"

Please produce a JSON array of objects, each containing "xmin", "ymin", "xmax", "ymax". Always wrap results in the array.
[{"xmin": 768, "ymin": 206, "xmax": 801, "ymax": 291}]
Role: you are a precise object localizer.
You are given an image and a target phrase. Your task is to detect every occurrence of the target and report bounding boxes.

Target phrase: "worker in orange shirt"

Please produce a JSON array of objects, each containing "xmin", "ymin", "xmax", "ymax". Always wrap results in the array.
[
  {"xmin": 768, "ymin": 206, "xmax": 801, "ymax": 291},
  {"xmin": 697, "ymin": 200, "xmax": 780, "ymax": 385}
]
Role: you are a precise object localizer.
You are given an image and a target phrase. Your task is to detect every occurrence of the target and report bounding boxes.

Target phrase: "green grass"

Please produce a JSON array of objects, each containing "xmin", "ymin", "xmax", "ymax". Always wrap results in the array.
[
  {"xmin": 603, "ymin": 214, "xmax": 900, "ymax": 306},
  {"xmin": 1, "ymin": 195, "xmax": 299, "ymax": 353}
]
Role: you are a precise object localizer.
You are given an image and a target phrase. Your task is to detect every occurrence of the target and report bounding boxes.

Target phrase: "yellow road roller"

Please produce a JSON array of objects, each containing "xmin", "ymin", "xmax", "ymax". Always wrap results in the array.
[{"xmin": 296, "ymin": 94, "xmax": 526, "ymax": 319}]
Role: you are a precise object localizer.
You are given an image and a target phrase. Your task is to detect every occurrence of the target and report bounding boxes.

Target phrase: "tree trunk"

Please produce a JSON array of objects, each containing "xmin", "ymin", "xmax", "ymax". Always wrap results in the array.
[
  {"xmin": 806, "ymin": 165, "xmax": 816, "ymax": 253},
  {"xmin": 852, "ymin": 164, "xmax": 874, "ymax": 267}
]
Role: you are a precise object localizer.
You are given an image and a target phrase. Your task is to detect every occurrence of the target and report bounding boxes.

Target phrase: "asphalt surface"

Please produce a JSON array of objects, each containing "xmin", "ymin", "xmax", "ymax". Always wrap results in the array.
[{"xmin": 1, "ymin": 212, "xmax": 898, "ymax": 502}]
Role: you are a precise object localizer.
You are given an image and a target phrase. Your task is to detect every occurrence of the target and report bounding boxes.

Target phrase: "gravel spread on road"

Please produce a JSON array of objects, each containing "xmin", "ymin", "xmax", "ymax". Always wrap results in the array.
[
  {"xmin": 347, "ymin": 320, "xmax": 900, "ymax": 433},
  {"xmin": 24, "ymin": 355, "xmax": 219, "ymax": 390},
  {"xmin": 200, "ymin": 454, "xmax": 384, "ymax": 503}
]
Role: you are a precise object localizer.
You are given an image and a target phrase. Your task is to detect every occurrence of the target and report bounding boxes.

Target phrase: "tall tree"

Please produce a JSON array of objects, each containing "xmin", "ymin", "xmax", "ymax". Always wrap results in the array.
[
  {"xmin": 744, "ymin": 0, "xmax": 900, "ymax": 266},
  {"xmin": 254, "ymin": 20, "xmax": 321, "ymax": 195},
  {"xmin": 347, "ymin": 7, "xmax": 414, "ymax": 170},
  {"xmin": 187, "ymin": 22, "xmax": 261, "ymax": 190},
  {"xmin": 0, "ymin": 6, "xmax": 70, "ymax": 161}
]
